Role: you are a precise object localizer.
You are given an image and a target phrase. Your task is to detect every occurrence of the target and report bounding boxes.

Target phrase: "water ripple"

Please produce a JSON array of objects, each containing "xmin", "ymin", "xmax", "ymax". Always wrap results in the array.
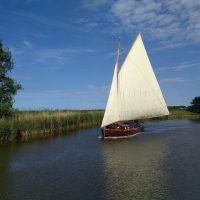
[{"xmin": 0, "ymin": 120, "xmax": 200, "ymax": 199}]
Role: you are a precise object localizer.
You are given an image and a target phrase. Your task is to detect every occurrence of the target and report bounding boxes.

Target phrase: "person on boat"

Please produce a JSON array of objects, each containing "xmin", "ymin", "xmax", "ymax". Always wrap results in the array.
[{"xmin": 134, "ymin": 119, "xmax": 139, "ymax": 127}]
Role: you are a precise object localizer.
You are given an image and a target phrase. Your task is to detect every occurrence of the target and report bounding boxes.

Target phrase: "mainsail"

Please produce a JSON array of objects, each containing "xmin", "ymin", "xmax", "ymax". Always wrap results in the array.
[{"xmin": 101, "ymin": 33, "xmax": 169, "ymax": 128}]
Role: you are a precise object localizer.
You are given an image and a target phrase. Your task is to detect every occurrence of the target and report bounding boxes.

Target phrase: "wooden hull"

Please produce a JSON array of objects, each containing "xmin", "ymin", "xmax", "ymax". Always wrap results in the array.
[{"xmin": 102, "ymin": 122, "xmax": 144, "ymax": 138}]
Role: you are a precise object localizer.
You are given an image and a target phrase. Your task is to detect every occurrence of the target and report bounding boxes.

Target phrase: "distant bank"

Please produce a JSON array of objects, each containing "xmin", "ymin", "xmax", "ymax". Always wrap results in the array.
[{"xmin": 0, "ymin": 109, "xmax": 199, "ymax": 142}]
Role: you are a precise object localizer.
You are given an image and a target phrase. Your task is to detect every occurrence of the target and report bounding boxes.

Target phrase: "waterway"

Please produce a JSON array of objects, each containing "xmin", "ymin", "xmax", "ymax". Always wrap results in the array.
[{"xmin": 0, "ymin": 119, "xmax": 200, "ymax": 200}]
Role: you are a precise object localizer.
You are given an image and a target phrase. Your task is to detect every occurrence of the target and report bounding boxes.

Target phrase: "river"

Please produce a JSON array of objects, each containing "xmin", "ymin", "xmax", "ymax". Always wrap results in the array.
[{"xmin": 0, "ymin": 119, "xmax": 200, "ymax": 200}]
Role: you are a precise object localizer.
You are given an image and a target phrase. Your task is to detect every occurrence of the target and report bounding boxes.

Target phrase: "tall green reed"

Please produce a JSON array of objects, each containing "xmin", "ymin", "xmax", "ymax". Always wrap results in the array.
[{"xmin": 0, "ymin": 109, "xmax": 104, "ymax": 140}]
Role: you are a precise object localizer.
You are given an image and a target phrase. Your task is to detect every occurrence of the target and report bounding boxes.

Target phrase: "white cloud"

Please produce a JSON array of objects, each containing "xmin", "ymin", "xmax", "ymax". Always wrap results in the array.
[
  {"xmin": 11, "ymin": 75, "xmax": 31, "ymax": 80},
  {"xmin": 82, "ymin": 0, "xmax": 109, "ymax": 9},
  {"xmin": 16, "ymin": 85, "xmax": 109, "ymax": 100},
  {"xmin": 75, "ymin": 18, "xmax": 89, "ymax": 24},
  {"xmin": 145, "ymin": 1, "xmax": 162, "ymax": 12},
  {"xmin": 156, "ymin": 62, "xmax": 200, "ymax": 72},
  {"xmin": 88, "ymin": 85, "xmax": 97, "ymax": 89},
  {"xmin": 34, "ymin": 48, "xmax": 75, "ymax": 63},
  {"xmin": 13, "ymin": 12, "xmax": 50, "ymax": 25},
  {"xmin": 85, "ymin": 22, "xmax": 98, "ymax": 30},
  {"xmin": 172, "ymin": 63, "xmax": 199, "ymax": 71},
  {"xmin": 134, "ymin": 6, "xmax": 146, "ymax": 15},
  {"xmin": 160, "ymin": 78, "xmax": 191, "ymax": 83},
  {"xmin": 155, "ymin": 67, "xmax": 168, "ymax": 73},
  {"xmin": 22, "ymin": 41, "xmax": 32, "ymax": 48},
  {"xmin": 104, "ymin": 51, "xmax": 117, "ymax": 59},
  {"xmin": 10, "ymin": 46, "xmax": 23, "ymax": 55},
  {"xmin": 194, "ymin": 23, "xmax": 200, "ymax": 29},
  {"xmin": 12, "ymin": 12, "xmax": 70, "ymax": 30},
  {"xmin": 109, "ymin": 0, "xmax": 200, "ymax": 49},
  {"xmin": 73, "ymin": 17, "xmax": 98, "ymax": 32},
  {"xmin": 34, "ymin": 47, "xmax": 95, "ymax": 63}
]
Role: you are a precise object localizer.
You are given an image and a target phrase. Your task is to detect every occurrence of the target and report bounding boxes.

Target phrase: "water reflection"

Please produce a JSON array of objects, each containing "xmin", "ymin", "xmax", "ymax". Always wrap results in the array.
[
  {"xmin": 101, "ymin": 134, "xmax": 170, "ymax": 199},
  {"xmin": 0, "ymin": 120, "xmax": 200, "ymax": 200},
  {"xmin": 101, "ymin": 119, "xmax": 200, "ymax": 200},
  {"xmin": 0, "ymin": 143, "xmax": 16, "ymax": 199},
  {"xmin": 0, "ymin": 126, "xmax": 105, "ymax": 200}
]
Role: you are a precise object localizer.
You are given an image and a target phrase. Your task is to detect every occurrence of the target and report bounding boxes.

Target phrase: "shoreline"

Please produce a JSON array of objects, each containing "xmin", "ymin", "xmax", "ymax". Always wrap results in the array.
[
  {"xmin": 0, "ymin": 109, "xmax": 200, "ymax": 142},
  {"xmin": 0, "ymin": 110, "xmax": 104, "ymax": 142}
]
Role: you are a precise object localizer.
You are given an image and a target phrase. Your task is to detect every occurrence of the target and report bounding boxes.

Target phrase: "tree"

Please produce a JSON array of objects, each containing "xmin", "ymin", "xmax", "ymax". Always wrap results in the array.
[
  {"xmin": 0, "ymin": 39, "xmax": 23, "ymax": 118},
  {"xmin": 187, "ymin": 96, "xmax": 200, "ymax": 114},
  {"xmin": 168, "ymin": 106, "xmax": 187, "ymax": 111}
]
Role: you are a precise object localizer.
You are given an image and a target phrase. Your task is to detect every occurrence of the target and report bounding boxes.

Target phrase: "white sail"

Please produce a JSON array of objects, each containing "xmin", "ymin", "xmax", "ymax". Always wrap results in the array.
[
  {"xmin": 101, "ymin": 33, "xmax": 169, "ymax": 128},
  {"xmin": 101, "ymin": 62, "xmax": 119, "ymax": 127}
]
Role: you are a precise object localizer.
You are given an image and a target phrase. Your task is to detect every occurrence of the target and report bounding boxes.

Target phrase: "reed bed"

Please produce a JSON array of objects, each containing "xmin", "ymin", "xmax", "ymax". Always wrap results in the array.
[
  {"xmin": 169, "ymin": 110, "xmax": 200, "ymax": 118},
  {"xmin": 1, "ymin": 109, "xmax": 199, "ymax": 141},
  {"xmin": 0, "ymin": 109, "xmax": 104, "ymax": 141}
]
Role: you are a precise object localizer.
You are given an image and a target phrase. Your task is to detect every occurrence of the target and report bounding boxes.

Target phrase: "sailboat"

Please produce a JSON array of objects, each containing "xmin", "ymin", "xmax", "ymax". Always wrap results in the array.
[{"xmin": 101, "ymin": 32, "xmax": 169, "ymax": 138}]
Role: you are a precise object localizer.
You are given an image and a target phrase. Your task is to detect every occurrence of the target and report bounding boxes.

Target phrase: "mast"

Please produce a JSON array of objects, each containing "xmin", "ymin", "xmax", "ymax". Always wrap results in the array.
[{"xmin": 116, "ymin": 37, "xmax": 121, "ymax": 73}]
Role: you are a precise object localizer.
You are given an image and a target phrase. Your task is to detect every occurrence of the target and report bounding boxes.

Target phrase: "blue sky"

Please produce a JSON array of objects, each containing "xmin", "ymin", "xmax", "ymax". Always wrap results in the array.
[{"xmin": 0, "ymin": 0, "xmax": 200, "ymax": 110}]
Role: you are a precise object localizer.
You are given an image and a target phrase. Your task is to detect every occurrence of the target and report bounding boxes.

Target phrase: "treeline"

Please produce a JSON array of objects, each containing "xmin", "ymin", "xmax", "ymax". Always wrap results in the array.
[
  {"xmin": 168, "ymin": 106, "xmax": 187, "ymax": 111},
  {"xmin": 168, "ymin": 96, "xmax": 200, "ymax": 114}
]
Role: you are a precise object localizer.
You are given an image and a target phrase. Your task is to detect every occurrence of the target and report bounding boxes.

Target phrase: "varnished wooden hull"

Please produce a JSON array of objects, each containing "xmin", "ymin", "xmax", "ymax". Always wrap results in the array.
[{"xmin": 102, "ymin": 124, "xmax": 144, "ymax": 138}]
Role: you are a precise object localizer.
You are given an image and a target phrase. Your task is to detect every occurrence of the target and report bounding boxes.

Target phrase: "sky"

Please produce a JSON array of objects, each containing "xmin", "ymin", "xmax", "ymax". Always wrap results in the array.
[{"xmin": 0, "ymin": 0, "xmax": 200, "ymax": 110}]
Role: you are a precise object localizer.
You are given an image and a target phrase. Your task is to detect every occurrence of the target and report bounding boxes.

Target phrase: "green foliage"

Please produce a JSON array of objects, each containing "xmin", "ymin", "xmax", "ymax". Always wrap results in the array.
[
  {"xmin": 168, "ymin": 106, "xmax": 187, "ymax": 111},
  {"xmin": 169, "ymin": 109, "xmax": 198, "ymax": 116},
  {"xmin": 0, "ymin": 39, "xmax": 23, "ymax": 118},
  {"xmin": 0, "ymin": 119, "xmax": 11, "ymax": 140},
  {"xmin": 0, "ymin": 109, "xmax": 104, "ymax": 140},
  {"xmin": 187, "ymin": 96, "xmax": 200, "ymax": 114}
]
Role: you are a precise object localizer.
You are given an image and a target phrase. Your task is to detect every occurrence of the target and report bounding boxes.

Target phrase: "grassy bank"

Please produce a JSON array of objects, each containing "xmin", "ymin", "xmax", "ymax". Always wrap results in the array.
[
  {"xmin": 0, "ymin": 109, "xmax": 104, "ymax": 141},
  {"xmin": 0, "ymin": 109, "xmax": 199, "ymax": 141},
  {"xmin": 169, "ymin": 110, "xmax": 200, "ymax": 118}
]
